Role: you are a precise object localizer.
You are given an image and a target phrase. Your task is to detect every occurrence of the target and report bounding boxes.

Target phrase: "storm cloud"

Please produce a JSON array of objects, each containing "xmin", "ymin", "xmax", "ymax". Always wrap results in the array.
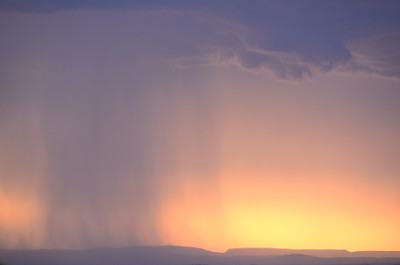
[
  {"xmin": 1, "ymin": 0, "xmax": 400, "ymax": 251},
  {"xmin": 1, "ymin": 0, "xmax": 400, "ymax": 79}
]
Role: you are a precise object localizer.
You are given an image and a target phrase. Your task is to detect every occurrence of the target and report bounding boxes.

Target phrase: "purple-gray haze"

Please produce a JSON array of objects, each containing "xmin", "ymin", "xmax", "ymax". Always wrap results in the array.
[{"xmin": 0, "ymin": 0, "xmax": 400, "ymax": 251}]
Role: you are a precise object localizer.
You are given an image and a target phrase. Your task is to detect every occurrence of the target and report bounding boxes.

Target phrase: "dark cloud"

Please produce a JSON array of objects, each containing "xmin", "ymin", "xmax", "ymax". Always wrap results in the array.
[
  {"xmin": 2, "ymin": 1, "xmax": 400, "ymax": 79},
  {"xmin": 1, "ymin": 1, "xmax": 400, "ymax": 80}
]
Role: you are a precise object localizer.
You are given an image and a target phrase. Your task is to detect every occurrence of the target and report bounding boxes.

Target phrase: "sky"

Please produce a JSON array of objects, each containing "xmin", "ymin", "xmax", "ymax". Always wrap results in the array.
[{"xmin": 0, "ymin": 0, "xmax": 400, "ymax": 252}]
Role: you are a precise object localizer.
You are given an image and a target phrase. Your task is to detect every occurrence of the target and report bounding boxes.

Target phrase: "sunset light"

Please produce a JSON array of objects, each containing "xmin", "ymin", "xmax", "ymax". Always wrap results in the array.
[{"xmin": 1, "ymin": 2, "xmax": 400, "ymax": 265}]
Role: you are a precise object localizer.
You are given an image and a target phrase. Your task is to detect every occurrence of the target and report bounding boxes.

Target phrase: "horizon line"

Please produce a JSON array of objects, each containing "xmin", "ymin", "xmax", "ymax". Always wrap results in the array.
[{"xmin": 2, "ymin": 244, "xmax": 400, "ymax": 253}]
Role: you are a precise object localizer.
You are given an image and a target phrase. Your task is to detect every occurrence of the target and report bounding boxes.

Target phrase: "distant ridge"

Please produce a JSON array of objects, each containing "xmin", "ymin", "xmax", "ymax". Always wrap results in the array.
[
  {"xmin": 226, "ymin": 248, "xmax": 400, "ymax": 258},
  {"xmin": 92, "ymin": 245, "xmax": 219, "ymax": 256},
  {"xmin": 352, "ymin": 251, "xmax": 400, "ymax": 258},
  {"xmin": 226, "ymin": 248, "xmax": 349, "ymax": 258},
  {"xmin": 1, "ymin": 246, "xmax": 400, "ymax": 265}
]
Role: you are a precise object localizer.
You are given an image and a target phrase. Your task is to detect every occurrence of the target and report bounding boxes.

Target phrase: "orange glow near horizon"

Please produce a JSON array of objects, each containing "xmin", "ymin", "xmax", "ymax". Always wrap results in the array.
[
  {"xmin": 160, "ymin": 171, "xmax": 400, "ymax": 252},
  {"xmin": 0, "ymin": 187, "xmax": 44, "ymax": 248}
]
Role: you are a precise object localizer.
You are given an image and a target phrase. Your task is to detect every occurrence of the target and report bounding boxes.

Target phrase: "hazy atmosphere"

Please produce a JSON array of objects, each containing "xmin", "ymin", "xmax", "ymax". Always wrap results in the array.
[{"xmin": 1, "ymin": 0, "xmax": 400, "ymax": 253}]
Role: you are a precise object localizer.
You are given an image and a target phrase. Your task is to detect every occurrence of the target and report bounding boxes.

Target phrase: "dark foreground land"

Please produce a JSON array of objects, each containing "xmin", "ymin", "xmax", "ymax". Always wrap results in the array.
[{"xmin": 1, "ymin": 246, "xmax": 400, "ymax": 265}]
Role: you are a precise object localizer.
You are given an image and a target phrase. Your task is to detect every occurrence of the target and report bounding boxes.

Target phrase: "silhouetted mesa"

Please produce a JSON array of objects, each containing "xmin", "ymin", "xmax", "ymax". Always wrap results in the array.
[
  {"xmin": 226, "ymin": 248, "xmax": 400, "ymax": 258},
  {"xmin": 1, "ymin": 246, "xmax": 400, "ymax": 265}
]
